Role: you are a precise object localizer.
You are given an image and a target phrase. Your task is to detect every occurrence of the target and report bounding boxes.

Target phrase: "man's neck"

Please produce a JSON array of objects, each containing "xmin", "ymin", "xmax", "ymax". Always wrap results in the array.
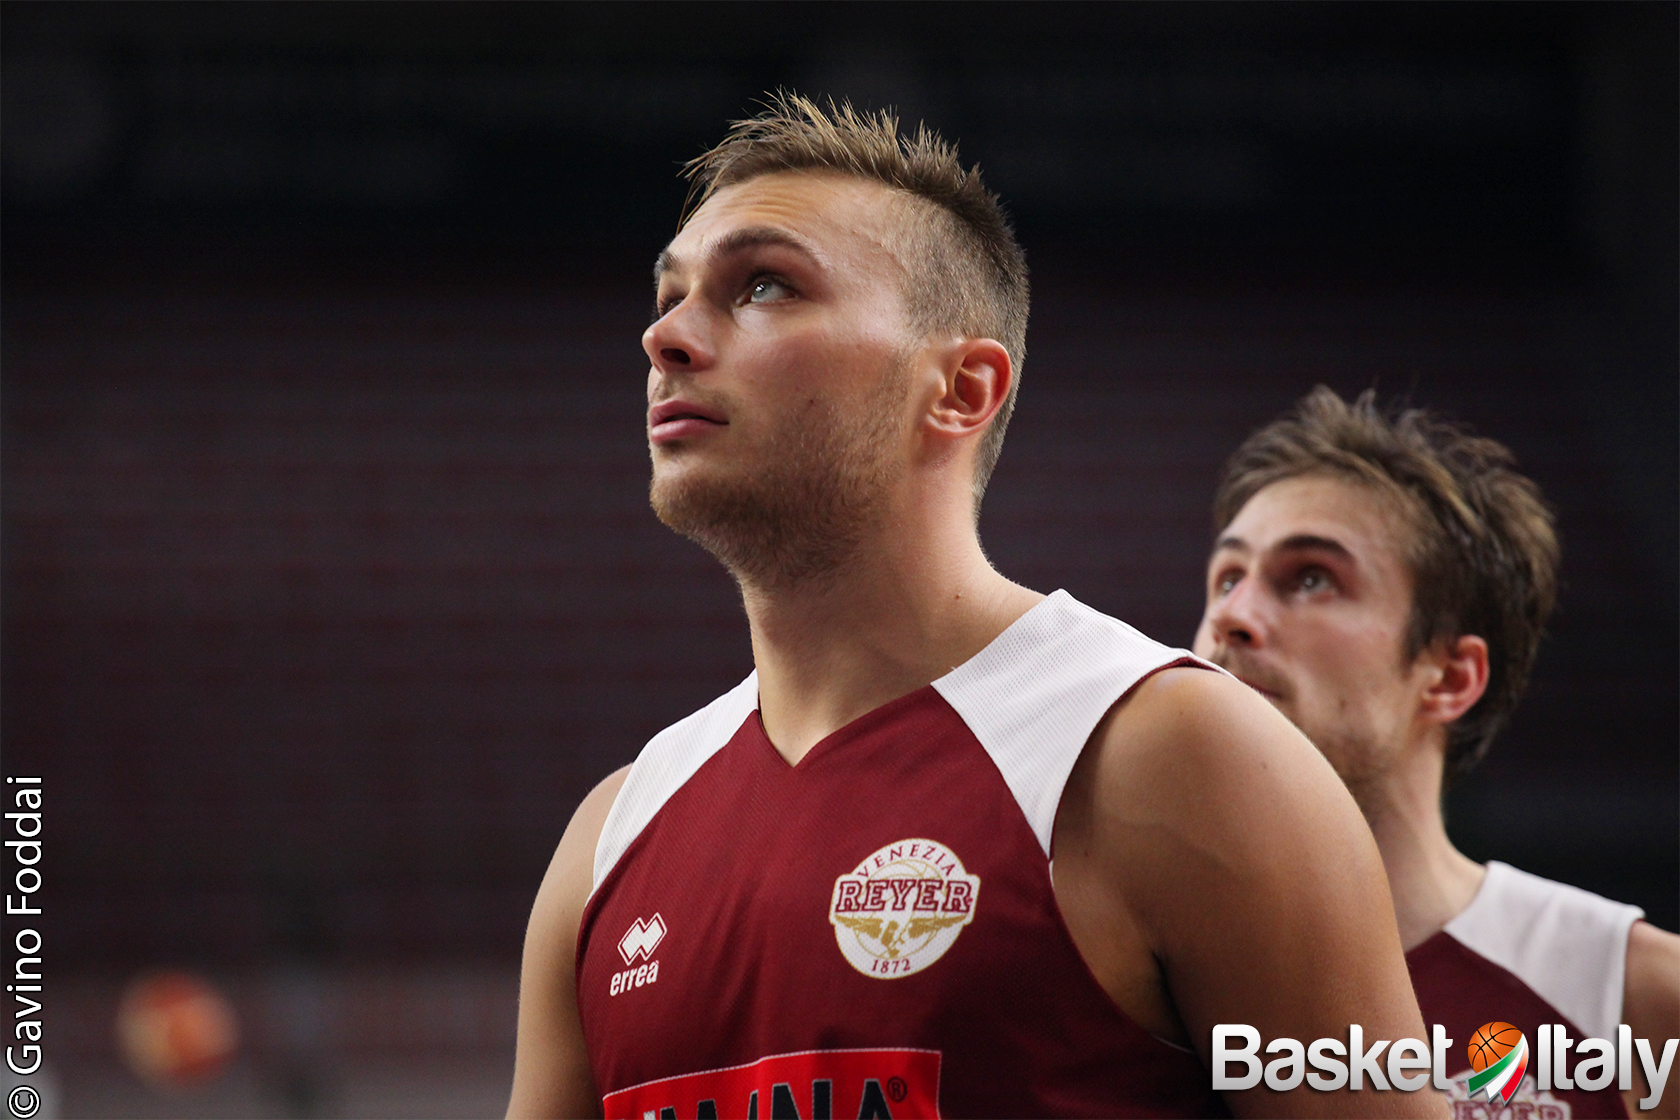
[
  {"xmin": 738, "ymin": 515, "xmax": 1040, "ymax": 766},
  {"xmin": 1351, "ymin": 738, "xmax": 1486, "ymax": 952}
]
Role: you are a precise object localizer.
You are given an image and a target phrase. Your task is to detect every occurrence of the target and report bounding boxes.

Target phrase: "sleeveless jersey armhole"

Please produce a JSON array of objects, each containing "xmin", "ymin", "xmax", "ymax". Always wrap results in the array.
[
  {"xmin": 591, "ymin": 672, "xmax": 760, "ymax": 894},
  {"xmin": 1443, "ymin": 860, "xmax": 1644, "ymax": 1041},
  {"xmin": 932, "ymin": 589, "xmax": 1219, "ymax": 857}
]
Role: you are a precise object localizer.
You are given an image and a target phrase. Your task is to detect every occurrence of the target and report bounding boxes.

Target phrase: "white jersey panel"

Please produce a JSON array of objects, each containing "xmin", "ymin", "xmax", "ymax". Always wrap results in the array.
[
  {"xmin": 592, "ymin": 672, "xmax": 759, "ymax": 893},
  {"xmin": 1444, "ymin": 860, "xmax": 1644, "ymax": 1040},
  {"xmin": 592, "ymin": 590, "xmax": 1209, "ymax": 890},
  {"xmin": 933, "ymin": 589, "xmax": 1214, "ymax": 856}
]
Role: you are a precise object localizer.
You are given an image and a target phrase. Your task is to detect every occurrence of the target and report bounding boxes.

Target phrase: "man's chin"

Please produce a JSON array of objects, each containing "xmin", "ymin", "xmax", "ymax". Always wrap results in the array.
[
  {"xmin": 650, "ymin": 471, "xmax": 806, "ymax": 577},
  {"xmin": 648, "ymin": 461, "xmax": 886, "ymax": 592},
  {"xmin": 1219, "ymin": 670, "xmax": 1305, "ymax": 729},
  {"xmin": 648, "ymin": 470, "xmax": 738, "ymax": 542},
  {"xmin": 1205, "ymin": 658, "xmax": 1291, "ymax": 708}
]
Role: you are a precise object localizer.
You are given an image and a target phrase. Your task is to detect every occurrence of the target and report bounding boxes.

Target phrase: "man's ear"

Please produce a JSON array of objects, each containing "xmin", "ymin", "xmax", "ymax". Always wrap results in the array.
[
  {"xmin": 924, "ymin": 338, "xmax": 1012, "ymax": 441},
  {"xmin": 1418, "ymin": 634, "xmax": 1490, "ymax": 727}
]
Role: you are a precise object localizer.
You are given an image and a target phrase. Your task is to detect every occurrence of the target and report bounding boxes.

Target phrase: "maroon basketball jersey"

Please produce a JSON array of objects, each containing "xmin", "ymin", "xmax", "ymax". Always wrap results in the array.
[
  {"xmin": 1407, "ymin": 862, "xmax": 1643, "ymax": 1119},
  {"xmin": 577, "ymin": 591, "xmax": 1226, "ymax": 1119}
]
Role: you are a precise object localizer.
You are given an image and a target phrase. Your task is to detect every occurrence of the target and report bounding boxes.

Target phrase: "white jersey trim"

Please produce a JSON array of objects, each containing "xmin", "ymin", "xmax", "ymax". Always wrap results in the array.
[
  {"xmin": 592, "ymin": 672, "xmax": 759, "ymax": 893},
  {"xmin": 1444, "ymin": 860, "xmax": 1643, "ymax": 1040},
  {"xmin": 591, "ymin": 590, "xmax": 1211, "ymax": 891},
  {"xmin": 932, "ymin": 589, "xmax": 1211, "ymax": 857}
]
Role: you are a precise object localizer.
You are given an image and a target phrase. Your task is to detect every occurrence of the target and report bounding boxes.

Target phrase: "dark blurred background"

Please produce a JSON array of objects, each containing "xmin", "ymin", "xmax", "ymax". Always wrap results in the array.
[{"xmin": 4, "ymin": 3, "xmax": 1675, "ymax": 1116}]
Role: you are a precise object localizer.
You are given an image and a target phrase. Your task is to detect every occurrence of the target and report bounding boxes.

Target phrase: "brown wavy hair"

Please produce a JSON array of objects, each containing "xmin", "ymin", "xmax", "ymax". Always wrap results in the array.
[{"xmin": 1213, "ymin": 386, "xmax": 1560, "ymax": 784}]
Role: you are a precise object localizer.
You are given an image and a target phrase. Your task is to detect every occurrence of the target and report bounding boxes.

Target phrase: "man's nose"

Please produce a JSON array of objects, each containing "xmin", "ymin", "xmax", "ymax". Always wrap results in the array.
[
  {"xmin": 642, "ymin": 297, "xmax": 715, "ymax": 374},
  {"xmin": 1205, "ymin": 578, "xmax": 1265, "ymax": 650}
]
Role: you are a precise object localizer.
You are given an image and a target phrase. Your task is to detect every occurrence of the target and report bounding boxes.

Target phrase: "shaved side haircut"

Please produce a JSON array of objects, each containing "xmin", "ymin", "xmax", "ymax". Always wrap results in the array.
[{"xmin": 682, "ymin": 91, "xmax": 1030, "ymax": 507}]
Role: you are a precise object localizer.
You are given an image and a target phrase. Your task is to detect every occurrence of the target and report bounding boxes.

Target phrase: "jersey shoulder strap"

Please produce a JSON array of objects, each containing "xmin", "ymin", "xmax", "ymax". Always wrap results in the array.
[
  {"xmin": 591, "ymin": 672, "xmax": 758, "ymax": 892},
  {"xmin": 933, "ymin": 589, "xmax": 1212, "ymax": 856},
  {"xmin": 1444, "ymin": 860, "xmax": 1644, "ymax": 1039},
  {"xmin": 593, "ymin": 591, "xmax": 1211, "ymax": 889}
]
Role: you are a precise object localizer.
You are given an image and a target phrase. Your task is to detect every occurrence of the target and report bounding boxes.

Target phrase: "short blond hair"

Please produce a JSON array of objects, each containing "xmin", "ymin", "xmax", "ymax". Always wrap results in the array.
[{"xmin": 682, "ymin": 91, "xmax": 1029, "ymax": 508}]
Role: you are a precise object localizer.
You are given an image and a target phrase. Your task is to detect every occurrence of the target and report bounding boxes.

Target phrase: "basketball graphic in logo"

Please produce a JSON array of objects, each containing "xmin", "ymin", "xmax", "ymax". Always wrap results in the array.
[
  {"xmin": 830, "ymin": 838, "xmax": 980, "ymax": 979},
  {"xmin": 1466, "ymin": 1022, "xmax": 1528, "ymax": 1106},
  {"xmin": 1468, "ymin": 1022, "xmax": 1523, "ymax": 1071}
]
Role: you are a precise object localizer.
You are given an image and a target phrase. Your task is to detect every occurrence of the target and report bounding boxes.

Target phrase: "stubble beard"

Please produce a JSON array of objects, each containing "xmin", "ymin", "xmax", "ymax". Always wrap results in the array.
[
  {"xmin": 1208, "ymin": 650, "xmax": 1407, "ymax": 823},
  {"xmin": 649, "ymin": 374, "xmax": 907, "ymax": 594},
  {"xmin": 1295, "ymin": 712, "xmax": 1405, "ymax": 822},
  {"xmin": 1216, "ymin": 647, "xmax": 1397, "ymax": 814},
  {"xmin": 1320, "ymin": 731, "xmax": 1388, "ymax": 805}
]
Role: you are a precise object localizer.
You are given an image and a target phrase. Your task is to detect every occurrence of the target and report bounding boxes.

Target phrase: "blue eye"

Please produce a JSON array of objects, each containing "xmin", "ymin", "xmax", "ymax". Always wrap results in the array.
[
  {"xmin": 746, "ymin": 276, "xmax": 792, "ymax": 303},
  {"xmin": 1296, "ymin": 568, "xmax": 1331, "ymax": 592}
]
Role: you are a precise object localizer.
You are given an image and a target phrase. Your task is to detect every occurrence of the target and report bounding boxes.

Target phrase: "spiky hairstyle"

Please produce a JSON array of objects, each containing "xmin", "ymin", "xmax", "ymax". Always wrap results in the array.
[{"xmin": 682, "ymin": 91, "xmax": 1029, "ymax": 507}]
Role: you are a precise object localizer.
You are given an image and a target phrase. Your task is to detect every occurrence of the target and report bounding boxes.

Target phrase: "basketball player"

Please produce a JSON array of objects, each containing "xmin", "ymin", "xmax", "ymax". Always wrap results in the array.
[
  {"xmin": 508, "ymin": 96, "xmax": 1439, "ymax": 1120},
  {"xmin": 1193, "ymin": 387, "xmax": 1680, "ymax": 1117}
]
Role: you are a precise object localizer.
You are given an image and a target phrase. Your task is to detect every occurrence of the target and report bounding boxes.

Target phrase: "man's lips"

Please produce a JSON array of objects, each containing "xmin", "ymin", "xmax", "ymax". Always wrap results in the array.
[
  {"xmin": 1209, "ymin": 656, "xmax": 1287, "ymax": 701},
  {"xmin": 1234, "ymin": 675, "xmax": 1285, "ymax": 701},
  {"xmin": 648, "ymin": 400, "xmax": 727, "ymax": 443}
]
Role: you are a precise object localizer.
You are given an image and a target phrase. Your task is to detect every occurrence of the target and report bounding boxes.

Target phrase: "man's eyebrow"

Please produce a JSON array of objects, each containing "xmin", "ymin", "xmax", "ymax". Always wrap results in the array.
[
  {"xmin": 1212, "ymin": 533, "xmax": 1353, "ymax": 558},
  {"xmin": 1273, "ymin": 534, "xmax": 1354, "ymax": 559},
  {"xmin": 653, "ymin": 248, "xmax": 677, "ymax": 283},
  {"xmin": 652, "ymin": 226, "xmax": 820, "ymax": 284}
]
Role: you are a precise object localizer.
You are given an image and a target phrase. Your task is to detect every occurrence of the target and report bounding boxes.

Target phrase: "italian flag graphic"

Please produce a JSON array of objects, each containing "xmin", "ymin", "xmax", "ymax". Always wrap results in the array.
[{"xmin": 1467, "ymin": 1033, "xmax": 1529, "ymax": 1106}]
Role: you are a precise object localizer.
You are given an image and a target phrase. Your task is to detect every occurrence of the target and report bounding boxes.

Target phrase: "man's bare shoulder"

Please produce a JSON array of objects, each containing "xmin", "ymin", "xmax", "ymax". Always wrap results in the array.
[
  {"xmin": 534, "ymin": 766, "xmax": 631, "ymax": 924},
  {"xmin": 1626, "ymin": 918, "xmax": 1680, "ymax": 1004},
  {"xmin": 574, "ymin": 768, "xmax": 633, "ymax": 852},
  {"xmin": 1096, "ymin": 664, "xmax": 1353, "ymax": 812},
  {"xmin": 506, "ymin": 766, "xmax": 630, "ymax": 1120},
  {"xmin": 1079, "ymin": 664, "xmax": 1383, "ymax": 913},
  {"xmin": 1058, "ymin": 665, "xmax": 1435, "ymax": 1118}
]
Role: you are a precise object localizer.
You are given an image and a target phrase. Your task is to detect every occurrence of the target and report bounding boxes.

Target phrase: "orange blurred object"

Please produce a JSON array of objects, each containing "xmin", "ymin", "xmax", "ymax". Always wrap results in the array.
[{"xmin": 116, "ymin": 971, "xmax": 240, "ymax": 1089}]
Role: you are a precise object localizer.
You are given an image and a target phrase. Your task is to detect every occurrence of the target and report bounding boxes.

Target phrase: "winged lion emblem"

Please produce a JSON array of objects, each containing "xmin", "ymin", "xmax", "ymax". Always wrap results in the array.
[{"xmin": 834, "ymin": 913, "xmax": 969, "ymax": 958}]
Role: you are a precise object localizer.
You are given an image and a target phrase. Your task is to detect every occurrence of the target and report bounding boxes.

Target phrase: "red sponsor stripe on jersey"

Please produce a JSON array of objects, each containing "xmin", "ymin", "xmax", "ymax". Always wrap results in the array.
[{"xmin": 601, "ymin": 1047, "xmax": 942, "ymax": 1120}]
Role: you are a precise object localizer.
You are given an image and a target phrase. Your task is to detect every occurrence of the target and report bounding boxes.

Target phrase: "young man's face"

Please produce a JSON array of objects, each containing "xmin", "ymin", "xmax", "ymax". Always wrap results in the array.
[
  {"xmin": 641, "ymin": 171, "xmax": 926, "ymax": 582},
  {"xmin": 1192, "ymin": 474, "xmax": 1440, "ymax": 796}
]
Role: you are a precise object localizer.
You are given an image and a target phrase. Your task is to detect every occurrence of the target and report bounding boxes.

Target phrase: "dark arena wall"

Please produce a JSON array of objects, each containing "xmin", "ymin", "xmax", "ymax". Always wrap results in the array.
[{"xmin": 3, "ymin": 3, "xmax": 1674, "ymax": 1116}]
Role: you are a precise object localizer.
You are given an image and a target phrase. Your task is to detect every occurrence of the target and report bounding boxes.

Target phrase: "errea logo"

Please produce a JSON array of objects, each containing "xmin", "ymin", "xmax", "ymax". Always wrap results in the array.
[
  {"xmin": 618, "ymin": 913, "xmax": 666, "ymax": 966},
  {"xmin": 611, "ymin": 913, "xmax": 665, "ymax": 997}
]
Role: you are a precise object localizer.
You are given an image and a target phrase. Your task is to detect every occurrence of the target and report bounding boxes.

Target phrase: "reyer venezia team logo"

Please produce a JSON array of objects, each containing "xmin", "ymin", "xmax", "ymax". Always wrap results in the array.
[{"xmin": 830, "ymin": 839, "xmax": 980, "ymax": 978}]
